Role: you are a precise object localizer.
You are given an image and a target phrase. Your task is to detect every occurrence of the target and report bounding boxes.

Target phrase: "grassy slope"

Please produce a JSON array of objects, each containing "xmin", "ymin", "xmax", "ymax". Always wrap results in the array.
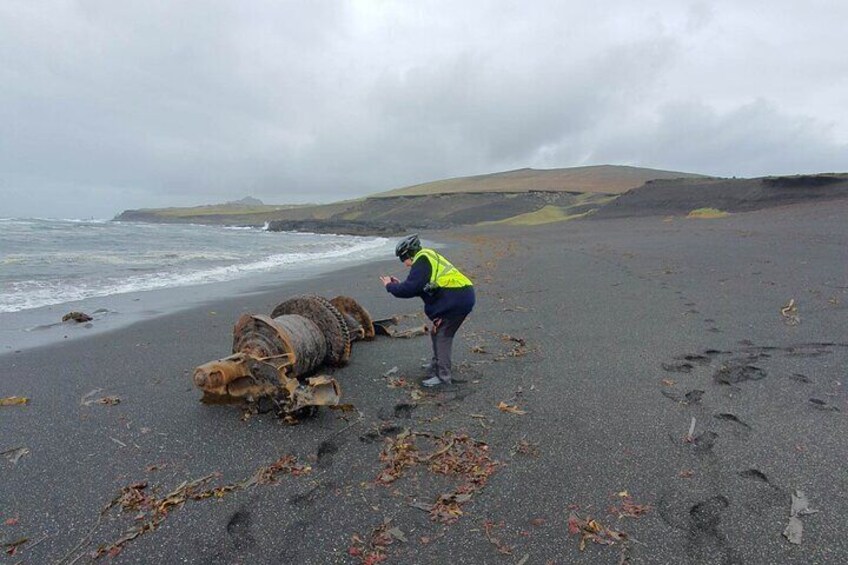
[
  {"xmin": 119, "ymin": 200, "xmax": 362, "ymax": 223},
  {"xmin": 687, "ymin": 207, "xmax": 729, "ymax": 218},
  {"xmin": 117, "ymin": 165, "xmax": 709, "ymax": 225},
  {"xmin": 478, "ymin": 194, "xmax": 618, "ymax": 226},
  {"xmin": 155, "ymin": 205, "xmax": 294, "ymax": 217},
  {"xmin": 374, "ymin": 165, "xmax": 709, "ymax": 197}
]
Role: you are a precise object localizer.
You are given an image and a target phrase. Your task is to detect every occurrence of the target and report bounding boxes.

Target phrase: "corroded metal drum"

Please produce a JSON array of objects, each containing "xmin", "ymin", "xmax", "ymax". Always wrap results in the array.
[
  {"xmin": 233, "ymin": 314, "xmax": 326, "ymax": 378},
  {"xmin": 191, "ymin": 294, "xmax": 382, "ymax": 415},
  {"xmin": 271, "ymin": 295, "xmax": 351, "ymax": 366}
]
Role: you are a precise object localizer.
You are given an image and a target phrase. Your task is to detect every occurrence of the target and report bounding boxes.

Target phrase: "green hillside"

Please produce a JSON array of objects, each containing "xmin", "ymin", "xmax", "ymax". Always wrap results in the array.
[
  {"xmin": 373, "ymin": 165, "xmax": 708, "ymax": 197},
  {"xmin": 114, "ymin": 164, "xmax": 714, "ymax": 232}
]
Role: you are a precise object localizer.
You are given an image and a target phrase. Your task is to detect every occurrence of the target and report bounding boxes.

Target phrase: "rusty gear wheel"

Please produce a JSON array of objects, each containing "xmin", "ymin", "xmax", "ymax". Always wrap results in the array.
[
  {"xmin": 330, "ymin": 296, "xmax": 375, "ymax": 341},
  {"xmin": 271, "ymin": 295, "xmax": 351, "ymax": 366}
]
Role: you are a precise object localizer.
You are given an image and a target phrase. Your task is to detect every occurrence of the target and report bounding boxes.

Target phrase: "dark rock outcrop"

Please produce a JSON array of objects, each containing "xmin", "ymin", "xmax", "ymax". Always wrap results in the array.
[
  {"xmin": 591, "ymin": 174, "xmax": 848, "ymax": 219},
  {"xmin": 265, "ymin": 219, "xmax": 406, "ymax": 236}
]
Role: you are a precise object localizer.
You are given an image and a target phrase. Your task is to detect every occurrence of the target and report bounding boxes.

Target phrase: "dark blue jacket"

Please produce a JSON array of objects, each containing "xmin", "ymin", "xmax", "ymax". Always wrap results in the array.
[{"xmin": 386, "ymin": 255, "xmax": 475, "ymax": 320}]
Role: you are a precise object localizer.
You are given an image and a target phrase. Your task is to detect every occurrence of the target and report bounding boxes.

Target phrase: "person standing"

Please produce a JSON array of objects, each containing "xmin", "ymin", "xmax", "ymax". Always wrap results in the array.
[{"xmin": 380, "ymin": 234, "xmax": 475, "ymax": 387}]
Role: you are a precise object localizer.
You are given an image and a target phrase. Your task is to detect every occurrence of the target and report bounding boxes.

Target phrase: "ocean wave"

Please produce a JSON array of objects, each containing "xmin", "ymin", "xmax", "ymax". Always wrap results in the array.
[
  {"xmin": 0, "ymin": 237, "xmax": 390, "ymax": 313},
  {"xmin": 0, "ymin": 218, "xmax": 36, "ymax": 227},
  {"xmin": 63, "ymin": 218, "xmax": 110, "ymax": 224},
  {"xmin": 24, "ymin": 217, "xmax": 110, "ymax": 224},
  {"xmin": 2, "ymin": 249, "xmax": 247, "ymax": 266}
]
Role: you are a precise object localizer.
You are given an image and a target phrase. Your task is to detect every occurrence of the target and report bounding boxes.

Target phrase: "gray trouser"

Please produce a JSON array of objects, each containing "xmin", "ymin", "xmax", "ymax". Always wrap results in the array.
[{"xmin": 429, "ymin": 315, "xmax": 468, "ymax": 383}]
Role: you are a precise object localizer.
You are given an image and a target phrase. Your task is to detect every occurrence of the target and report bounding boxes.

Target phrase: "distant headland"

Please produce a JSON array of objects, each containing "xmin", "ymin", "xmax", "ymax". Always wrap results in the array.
[{"xmin": 114, "ymin": 165, "xmax": 848, "ymax": 235}]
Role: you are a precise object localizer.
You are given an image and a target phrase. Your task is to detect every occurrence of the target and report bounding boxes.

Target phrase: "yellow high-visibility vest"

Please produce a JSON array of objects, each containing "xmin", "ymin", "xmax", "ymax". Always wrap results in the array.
[{"xmin": 412, "ymin": 248, "xmax": 473, "ymax": 289}]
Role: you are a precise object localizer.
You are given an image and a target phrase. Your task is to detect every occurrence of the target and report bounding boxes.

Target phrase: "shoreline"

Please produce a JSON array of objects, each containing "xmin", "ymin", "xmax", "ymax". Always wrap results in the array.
[
  {"xmin": 0, "ymin": 243, "xmax": 398, "ymax": 357},
  {"xmin": 0, "ymin": 231, "xmax": 452, "ymax": 357}
]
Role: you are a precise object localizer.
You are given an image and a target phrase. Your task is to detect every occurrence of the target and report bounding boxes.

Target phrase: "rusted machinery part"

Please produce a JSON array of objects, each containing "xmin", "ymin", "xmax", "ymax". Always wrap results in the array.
[
  {"xmin": 284, "ymin": 375, "xmax": 341, "ymax": 412},
  {"xmin": 232, "ymin": 313, "xmax": 328, "ymax": 378},
  {"xmin": 372, "ymin": 316, "xmax": 398, "ymax": 337},
  {"xmin": 194, "ymin": 352, "xmax": 253, "ymax": 397},
  {"xmin": 330, "ymin": 296, "xmax": 375, "ymax": 341},
  {"xmin": 194, "ymin": 352, "xmax": 340, "ymax": 414},
  {"xmin": 194, "ymin": 352, "xmax": 290, "ymax": 398},
  {"xmin": 233, "ymin": 314, "xmax": 292, "ymax": 358},
  {"xmin": 269, "ymin": 315, "xmax": 327, "ymax": 377},
  {"xmin": 386, "ymin": 325, "xmax": 428, "ymax": 339},
  {"xmin": 372, "ymin": 316, "xmax": 429, "ymax": 339},
  {"xmin": 341, "ymin": 312, "xmax": 364, "ymax": 341},
  {"xmin": 271, "ymin": 295, "xmax": 351, "ymax": 366}
]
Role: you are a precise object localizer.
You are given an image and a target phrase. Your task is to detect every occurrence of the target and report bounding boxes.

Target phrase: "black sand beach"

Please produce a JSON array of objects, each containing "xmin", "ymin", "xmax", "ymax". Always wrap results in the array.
[{"xmin": 2, "ymin": 199, "xmax": 847, "ymax": 564}]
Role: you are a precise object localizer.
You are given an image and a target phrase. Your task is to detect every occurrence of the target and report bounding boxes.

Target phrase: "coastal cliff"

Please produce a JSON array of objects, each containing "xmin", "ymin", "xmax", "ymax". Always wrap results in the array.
[{"xmin": 114, "ymin": 167, "xmax": 848, "ymax": 234}]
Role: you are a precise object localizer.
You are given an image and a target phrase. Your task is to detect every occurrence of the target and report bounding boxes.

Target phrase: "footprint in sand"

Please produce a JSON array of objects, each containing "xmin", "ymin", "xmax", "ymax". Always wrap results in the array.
[
  {"xmin": 738, "ymin": 469, "xmax": 770, "ymax": 483},
  {"xmin": 714, "ymin": 413, "xmax": 752, "ymax": 429},
  {"xmin": 226, "ymin": 509, "xmax": 257, "ymax": 549},
  {"xmin": 393, "ymin": 402, "xmax": 416, "ymax": 419},
  {"xmin": 684, "ymin": 390, "xmax": 705, "ymax": 404},
  {"xmin": 687, "ymin": 495, "xmax": 741, "ymax": 564},
  {"xmin": 714, "ymin": 364, "xmax": 766, "ymax": 385},
  {"xmin": 679, "ymin": 354, "xmax": 711, "ymax": 364},
  {"xmin": 662, "ymin": 362, "xmax": 694, "ymax": 373},
  {"xmin": 788, "ymin": 373, "xmax": 812, "ymax": 383},
  {"xmin": 663, "ymin": 388, "xmax": 707, "ymax": 405},
  {"xmin": 809, "ymin": 398, "xmax": 840, "ymax": 411},
  {"xmin": 315, "ymin": 439, "xmax": 339, "ymax": 468},
  {"xmin": 692, "ymin": 431, "xmax": 719, "ymax": 455},
  {"xmin": 737, "ymin": 469, "xmax": 784, "ymax": 515}
]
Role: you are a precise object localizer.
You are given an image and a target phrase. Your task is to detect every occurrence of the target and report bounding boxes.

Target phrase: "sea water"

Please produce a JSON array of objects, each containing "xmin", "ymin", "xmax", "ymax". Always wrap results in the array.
[{"xmin": 0, "ymin": 218, "xmax": 393, "ymax": 352}]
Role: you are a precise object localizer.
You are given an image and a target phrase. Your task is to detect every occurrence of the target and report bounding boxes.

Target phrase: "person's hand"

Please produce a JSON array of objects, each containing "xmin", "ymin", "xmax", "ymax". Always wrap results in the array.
[{"xmin": 379, "ymin": 276, "xmax": 393, "ymax": 287}]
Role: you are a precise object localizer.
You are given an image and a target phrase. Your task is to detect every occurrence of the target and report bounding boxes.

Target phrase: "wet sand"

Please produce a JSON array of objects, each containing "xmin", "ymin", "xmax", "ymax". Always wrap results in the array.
[{"xmin": 2, "ymin": 199, "xmax": 847, "ymax": 564}]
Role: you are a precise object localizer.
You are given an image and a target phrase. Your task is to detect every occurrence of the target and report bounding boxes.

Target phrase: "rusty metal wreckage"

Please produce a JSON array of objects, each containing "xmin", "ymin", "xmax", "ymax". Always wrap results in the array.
[{"xmin": 192, "ymin": 295, "xmax": 428, "ymax": 417}]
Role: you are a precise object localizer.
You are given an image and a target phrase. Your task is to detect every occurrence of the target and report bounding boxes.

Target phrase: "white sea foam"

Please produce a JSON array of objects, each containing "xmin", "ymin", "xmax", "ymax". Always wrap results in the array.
[
  {"xmin": 25, "ymin": 216, "xmax": 109, "ymax": 223},
  {"xmin": 0, "ymin": 236, "xmax": 389, "ymax": 313},
  {"xmin": 1, "ymin": 251, "xmax": 241, "ymax": 268},
  {"xmin": 60, "ymin": 218, "xmax": 110, "ymax": 223}
]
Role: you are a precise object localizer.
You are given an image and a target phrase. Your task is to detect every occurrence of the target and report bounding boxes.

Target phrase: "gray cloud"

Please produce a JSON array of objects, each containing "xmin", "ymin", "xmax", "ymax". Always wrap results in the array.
[
  {"xmin": 1, "ymin": 0, "xmax": 846, "ymax": 218},
  {"xmin": 594, "ymin": 99, "xmax": 848, "ymax": 177}
]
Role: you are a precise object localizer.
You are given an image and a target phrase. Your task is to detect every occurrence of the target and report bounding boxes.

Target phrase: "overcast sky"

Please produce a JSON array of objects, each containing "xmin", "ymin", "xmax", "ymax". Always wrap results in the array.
[{"xmin": 2, "ymin": 1, "xmax": 847, "ymax": 218}]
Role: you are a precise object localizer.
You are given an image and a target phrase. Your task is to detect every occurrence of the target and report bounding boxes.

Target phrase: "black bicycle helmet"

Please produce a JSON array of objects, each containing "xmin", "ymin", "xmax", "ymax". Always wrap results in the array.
[{"xmin": 395, "ymin": 234, "xmax": 421, "ymax": 261}]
